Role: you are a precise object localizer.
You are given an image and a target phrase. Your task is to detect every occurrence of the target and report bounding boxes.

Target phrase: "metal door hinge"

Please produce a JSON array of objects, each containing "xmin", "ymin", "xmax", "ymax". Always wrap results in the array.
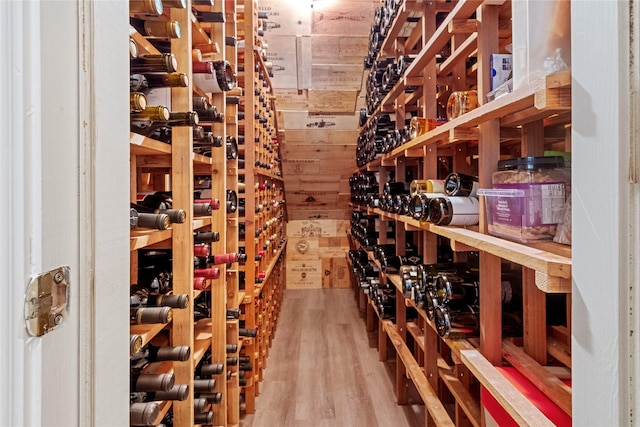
[{"xmin": 24, "ymin": 266, "xmax": 70, "ymax": 337}]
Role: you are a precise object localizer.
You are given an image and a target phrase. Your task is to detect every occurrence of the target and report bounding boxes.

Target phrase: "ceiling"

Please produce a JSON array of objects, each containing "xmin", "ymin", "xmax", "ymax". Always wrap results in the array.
[{"xmin": 259, "ymin": 0, "xmax": 377, "ymax": 220}]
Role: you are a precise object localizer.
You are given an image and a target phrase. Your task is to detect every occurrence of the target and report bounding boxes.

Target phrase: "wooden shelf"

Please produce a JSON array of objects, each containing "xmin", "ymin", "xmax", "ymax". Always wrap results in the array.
[
  {"xmin": 368, "ymin": 206, "xmax": 571, "ymax": 293},
  {"xmin": 130, "ymin": 228, "xmax": 173, "ymax": 251},
  {"xmin": 352, "ymin": 1, "xmax": 573, "ymax": 424},
  {"xmin": 130, "ymin": 133, "xmax": 172, "ymax": 156},
  {"xmin": 130, "ymin": 323, "xmax": 169, "ymax": 350},
  {"xmin": 385, "ymin": 322, "xmax": 455, "ymax": 426}
]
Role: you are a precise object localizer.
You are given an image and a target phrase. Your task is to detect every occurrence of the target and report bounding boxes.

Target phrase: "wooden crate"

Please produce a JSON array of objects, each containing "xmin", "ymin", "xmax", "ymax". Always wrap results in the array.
[
  {"xmin": 273, "ymin": 89, "xmax": 309, "ymax": 111},
  {"xmin": 286, "ymin": 260, "xmax": 323, "ymax": 289},
  {"xmin": 263, "ymin": 35, "xmax": 299, "ymax": 89},
  {"xmin": 311, "ymin": 35, "xmax": 369, "ymax": 65},
  {"xmin": 311, "ymin": 1, "xmax": 377, "ymax": 36},
  {"xmin": 284, "ymin": 129, "xmax": 359, "ymax": 145},
  {"xmin": 258, "ymin": 0, "xmax": 312, "ymax": 36},
  {"xmin": 311, "ymin": 64, "xmax": 364, "ymax": 90},
  {"xmin": 287, "ymin": 219, "xmax": 348, "ymax": 237},
  {"xmin": 287, "ymin": 209, "xmax": 352, "ymax": 221},
  {"xmin": 321, "ymin": 257, "xmax": 350, "ymax": 288},
  {"xmin": 308, "ymin": 90, "xmax": 358, "ymax": 113},
  {"xmin": 280, "ymin": 111, "xmax": 359, "ymax": 130},
  {"xmin": 286, "ymin": 236, "xmax": 320, "ymax": 260}
]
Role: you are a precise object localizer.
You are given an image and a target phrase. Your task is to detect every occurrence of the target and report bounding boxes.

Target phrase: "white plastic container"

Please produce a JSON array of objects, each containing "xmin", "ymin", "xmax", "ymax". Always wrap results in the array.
[{"xmin": 511, "ymin": 0, "xmax": 571, "ymax": 90}]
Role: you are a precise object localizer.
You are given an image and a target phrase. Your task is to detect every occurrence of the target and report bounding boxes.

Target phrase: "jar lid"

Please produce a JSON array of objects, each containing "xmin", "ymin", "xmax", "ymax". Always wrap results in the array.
[{"xmin": 497, "ymin": 156, "xmax": 565, "ymax": 171}]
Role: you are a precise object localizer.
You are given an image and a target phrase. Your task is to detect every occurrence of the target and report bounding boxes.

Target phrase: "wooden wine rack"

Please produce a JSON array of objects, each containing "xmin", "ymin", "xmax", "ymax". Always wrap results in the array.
[
  {"xmin": 349, "ymin": 1, "xmax": 572, "ymax": 426},
  {"xmin": 235, "ymin": 0, "xmax": 288, "ymax": 416},
  {"xmin": 128, "ymin": 0, "xmax": 285, "ymax": 425}
]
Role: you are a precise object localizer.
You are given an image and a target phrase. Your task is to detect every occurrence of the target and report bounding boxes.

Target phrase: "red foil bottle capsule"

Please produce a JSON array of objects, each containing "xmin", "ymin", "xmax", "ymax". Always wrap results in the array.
[
  {"xmin": 194, "ymin": 267, "xmax": 220, "ymax": 279},
  {"xmin": 194, "ymin": 244, "xmax": 210, "ymax": 257},
  {"xmin": 193, "ymin": 276, "xmax": 208, "ymax": 290}
]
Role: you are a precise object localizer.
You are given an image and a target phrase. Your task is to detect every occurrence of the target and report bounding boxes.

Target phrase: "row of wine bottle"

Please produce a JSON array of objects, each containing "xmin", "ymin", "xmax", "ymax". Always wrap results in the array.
[{"xmin": 350, "ymin": 172, "xmax": 481, "ymax": 226}]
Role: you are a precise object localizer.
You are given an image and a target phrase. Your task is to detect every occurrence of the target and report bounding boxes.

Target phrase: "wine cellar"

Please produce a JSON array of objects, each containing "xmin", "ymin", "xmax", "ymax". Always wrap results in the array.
[{"xmin": 1, "ymin": 0, "xmax": 639, "ymax": 427}]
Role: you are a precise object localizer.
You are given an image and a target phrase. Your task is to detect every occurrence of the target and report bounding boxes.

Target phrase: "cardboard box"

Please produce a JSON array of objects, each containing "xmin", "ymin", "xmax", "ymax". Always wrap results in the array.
[{"xmin": 490, "ymin": 54, "xmax": 512, "ymax": 91}]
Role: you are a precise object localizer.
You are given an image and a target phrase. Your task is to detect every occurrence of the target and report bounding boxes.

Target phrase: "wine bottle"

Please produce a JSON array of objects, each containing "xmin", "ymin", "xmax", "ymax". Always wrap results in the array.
[
  {"xmin": 130, "ymin": 288, "xmax": 189, "ymax": 309},
  {"xmin": 194, "ymin": 411, "xmax": 214, "ymax": 425},
  {"xmin": 428, "ymin": 196, "xmax": 479, "ymax": 226},
  {"xmin": 130, "ymin": 209, "xmax": 171, "ymax": 230},
  {"xmin": 130, "ymin": 306, "xmax": 173, "ymax": 325},
  {"xmin": 226, "ymin": 190, "xmax": 238, "ymax": 214},
  {"xmin": 130, "ymin": 53, "xmax": 178, "ymax": 73},
  {"xmin": 226, "ymin": 308, "xmax": 241, "ymax": 319},
  {"xmin": 130, "ymin": 73, "xmax": 189, "ymax": 93},
  {"xmin": 130, "ymin": 92, "xmax": 148, "ymax": 112},
  {"xmin": 193, "ymin": 276, "xmax": 208, "ymax": 291},
  {"xmin": 130, "ymin": 402, "xmax": 160, "ymax": 426},
  {"xmin": 130, "ymin": 17, "xmax": 181, "ymax": 39},
  {"xmin": 129, "ymin": 0, "xmax": 163, "ymax": 15},
  {"xmin": 131, "ymin": 372, "xmax": 175, "ymax": 392},
  {"xmin": 226, "ymin": 343, "xmax": 238, "ymax": 353},
  {"xmin": 226, "ymin": 135, "xmax": 238, "ymax": 160},
  {"xmin": 226, "ymin": 356, "xmax": 238, "ymax": 366},
  {"xmin": 444, "ymin": 172, "xmax": 479, "ymax": 197},
  {"xmin": 239, "ymin": 328, "xmax": 257, "ymax": 337},
  {"xmin": 192, "ymin": 60, "xmax": 236, "ymax": 93},
  {"xmin": 194, "ymin": 198, "xmax": 221, "ymax": 211},
  {"xmin": 408, "ymin": 191, "xmax": 446, "ymax": 221},
  {"xmin": 193, "ymin": 397, "xmax": 208, "ymax": 413},
  {"xmin": 132, "ymin": 202, "xmax": 185, "ymax": 224},
  {"xmin": 193, "ymin": 379, "xmax": 216, "ymax": 393},
  {"xmin": 131, "ymin": 105, "xmax": 170, "ymax": 122},
  {"xmin": 194, "ymin": 267, "xmax": 220, "ymax": 279},
  {"xmin": 161, "ymin": 0, "xmax": 186, "ymax": 8},
  {"xmin": 131, "ymin": 384, "xmax": 189, "ymax": 402},
  {"xmin": 194, "ymin": 231, "xmax": 220, "ymax": 243},
  {"xmin": 130, "ymin": 334, "xmax": 144, "ymax": 357},
  {"xmin": 142, "ymin": 344, "xmax": 191, "ymax": 362},
  {"xmin": 192, "ymin": 8, "xmax": 225, "ymax": 23},
  {"xmin": 198, "ymin": 363, "xmax": 224, "ymax": 376},
  {"xmin": 199, "ymin": 392, "xmax": 223, "ymax": 404}
]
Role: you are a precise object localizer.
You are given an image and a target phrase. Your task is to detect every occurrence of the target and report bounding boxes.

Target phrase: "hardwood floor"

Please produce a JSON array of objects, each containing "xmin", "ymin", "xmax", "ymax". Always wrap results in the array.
[{"xmin": 240, "ymin": 288, "xmax": 425, "ymax": 427}]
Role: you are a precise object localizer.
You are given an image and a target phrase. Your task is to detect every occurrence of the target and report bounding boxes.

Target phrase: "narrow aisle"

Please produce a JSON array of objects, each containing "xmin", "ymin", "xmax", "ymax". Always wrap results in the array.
[{"xmin": 240, "ymin": 289, "xmax": 424, "ymax": 427}]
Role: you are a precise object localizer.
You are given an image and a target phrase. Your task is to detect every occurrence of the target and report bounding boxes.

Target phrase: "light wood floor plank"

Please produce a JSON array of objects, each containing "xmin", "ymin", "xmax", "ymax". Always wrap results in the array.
[{"xmin": 240, "ymin": 289, "xmax": 424, "ymax": 427}]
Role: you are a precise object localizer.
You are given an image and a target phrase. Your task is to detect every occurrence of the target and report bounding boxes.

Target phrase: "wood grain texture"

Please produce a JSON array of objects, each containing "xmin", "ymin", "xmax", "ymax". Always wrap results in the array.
[{"xmin": 240, "ymin": 289, "xmax": 425, "ymax": 427}]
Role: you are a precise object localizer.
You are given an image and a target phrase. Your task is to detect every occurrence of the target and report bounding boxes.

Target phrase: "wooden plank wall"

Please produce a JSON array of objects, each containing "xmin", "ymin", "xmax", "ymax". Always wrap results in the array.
[
  {"xmin": 260, "ymin": 0, "xmax": 376, "ymax": 222},
  {"xmin": 286, "ymin": 220, "xmax": 351, "ymax": 289}
]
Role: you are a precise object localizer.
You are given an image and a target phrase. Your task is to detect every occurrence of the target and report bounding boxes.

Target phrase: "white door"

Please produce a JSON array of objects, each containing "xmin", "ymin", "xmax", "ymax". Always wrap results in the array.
[{"xmin": 0, "ymin": 1, "xmax": 130, "ymax": 425}]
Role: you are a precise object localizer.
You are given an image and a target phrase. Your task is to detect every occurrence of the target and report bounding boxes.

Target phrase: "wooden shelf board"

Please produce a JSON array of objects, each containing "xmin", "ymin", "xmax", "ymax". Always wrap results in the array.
[
  {"xmin": 365, "ymin": 71, "xmax": 572, "ymax": 170},
  {"xmin": 380, "ymin": 0, "xmax": 426, "ymax": 55},
  {"xmin": 193, "ymin": 152, "xmax": 213, "ymax": 165},
  {"xmin": 384, "ymin": 322, "xmax": 455, "ymax": 426},
  {"xmin": 191, "ymin": 12, "xmax": 213, "ymax": 47},
  {"xmin": 130, "ymin": 132, "xmax": 172, "ymax": 156},
  {"xmin": 193, "ymin": 216, "xmax": 212, "ymax": 229},
  {"xmin": 461, "ymin": 349, "xmax": 556, "ymax": 426},
  {"xmin": 129, "ymin": 27, "xmax": 161, "ymax": 56},
  {"xmin": 371, "ymin": 207, "xmax": 571, "ymax": 292},
  {"xmin": 193, "ymin": 319, "xmax": 213, "ymax": 366},
  {"xmin": 130, "ymin": 323, "xmax": 169, "ymax": 349},
  {"xmin": 438, "ymin": 366, "xmax": 482, "ymax": 427},
  {"xmin": 406, "ymin": 322, "xmax": 425, "ymax": 352},
  {"xmin": 405, "ymin": 0, "xmax": 484, "ymax": 78},
  {"xmin": 152, "ymin": 401, "xmax": 173, "ymax": 426},
  {"xmin": 130, "ymin": 228, "xmax": 173, "ymax": 251}
]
